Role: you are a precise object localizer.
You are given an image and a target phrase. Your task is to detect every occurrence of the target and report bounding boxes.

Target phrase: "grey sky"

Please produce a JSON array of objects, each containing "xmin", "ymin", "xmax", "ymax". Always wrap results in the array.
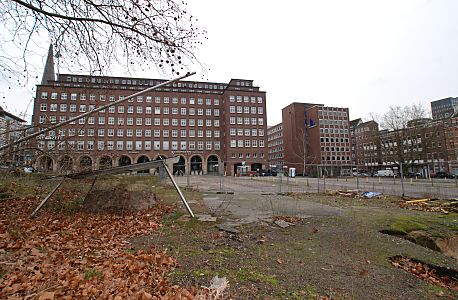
[{"xmin": 1, "ymin": 0, "xmax": 458, "ymax": 126}]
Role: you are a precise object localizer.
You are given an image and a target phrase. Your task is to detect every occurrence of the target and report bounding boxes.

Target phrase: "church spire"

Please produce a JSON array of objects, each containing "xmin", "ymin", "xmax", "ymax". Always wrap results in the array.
[{"xmin": 41, "ymin": 44, "xmax": 55, "ymax": 85}]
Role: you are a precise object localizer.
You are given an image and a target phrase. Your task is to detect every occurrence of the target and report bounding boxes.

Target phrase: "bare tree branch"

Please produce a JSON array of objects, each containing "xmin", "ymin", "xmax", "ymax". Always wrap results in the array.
[{"xmin": 1, "ymin": 0, "xmax": 206, "ymax": 82}]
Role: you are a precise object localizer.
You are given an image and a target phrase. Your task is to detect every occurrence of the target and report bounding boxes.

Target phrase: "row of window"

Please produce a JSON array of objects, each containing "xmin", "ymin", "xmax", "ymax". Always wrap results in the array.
[
  {"xmin": 45, "ymin": 128, "xmax": 222, "ymax": 138},
  {"xmin": 268, "ymin": 153, "xmax": 284, "ymax": 159},
  {"xmin": 64, "ymin": 76, "xmax": 228, "ymax": 91},
  {"xmin": 319, "ymin": 128, "xmax": 349, "ymax": 135},
  {"xmin": 320, "ymin": 146, "xmax": 350, "ymax": 152},
  {"xmin": 318, "ymin": 109, "xmax": 348, "ymax": 118},
  {"xmin": 321, "ymin": 156, "xmax": 351, "ymax": 161},
  {"xmin": 320, "ymin": 137, "xmax": 350, "ymax": 143},
  {"xmin": 39, "ymin": 115, "xmax": 222, "ymax": 127},
  {"xmin": 319, "ymin": 119, "xmax": 349, "ymax": 126},
  {"xmin": 39, "ymin": 140, "xmax": 221, "ymax": 151},
  {"xmin": 229, "ymin": 139, "xmax": 265, "ymax": 148},
  {"xmin": 41, "ymin": 93, "xmax": 223, "ymax": 106},
  {"xmin": 229, "ymin": 128, "xmax": 265, "ymax": 137},
  {"xmin": 231, "ymin": 152, "xmax": 264, "ymax": 159},
  {"xmin": 229, "ymin": 106, "xmax": 263, "ymax": 114},
  {"xmin": 229, "ymin": 95, "xmax": 263, "ymax": 104},
  {"xmin": 229, "ymin": 117, "xmax": 264, "ymax": 126},
  {"xmin": 39, "ymin": 103, "xmax": 221, "ymax": 116},
  {"xmin": 267, "ymin": 125, "xmax": 283, "ymax": 135},
  {"xmin": 268, "ymin": 146, "xmax": 284, "ymax": 154},
  {"xmin": 267, "ymin": 139, "xmax": 283, "ymax": 147},
  {"xmin": 267, "ymin": 132, "xmax": 283, "ymax": 141}
]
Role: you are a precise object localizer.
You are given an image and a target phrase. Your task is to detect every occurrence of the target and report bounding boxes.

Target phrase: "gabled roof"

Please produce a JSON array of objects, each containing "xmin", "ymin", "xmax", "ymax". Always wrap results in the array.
[
  {"xmin": 0, "ymin": 106, "xmax": 26, "ymax": 123},
  {"xmin": 350, "ymin": 118, "xmax": 362, "ymax": 128}
]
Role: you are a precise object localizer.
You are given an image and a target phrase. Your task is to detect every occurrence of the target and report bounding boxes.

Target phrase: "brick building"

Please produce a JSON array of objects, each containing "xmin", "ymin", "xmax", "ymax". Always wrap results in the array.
[
  {"xmin": 267, "ymin": 102, "xmax": 351, "ymax": 176},
  {"xmin": 350, "ymin": 117, "xmax": 451, "ymax": 177},
  {"xmin": 32, "ymin": 51, "xmax": 268, "ymax": 175},
  {"xmin": 353, "ymin": 120, "xmax": 381, "ymax": 173},
  {"xmin": 0, "ymin": 106, "xmax": 26, "ymax": 166}
]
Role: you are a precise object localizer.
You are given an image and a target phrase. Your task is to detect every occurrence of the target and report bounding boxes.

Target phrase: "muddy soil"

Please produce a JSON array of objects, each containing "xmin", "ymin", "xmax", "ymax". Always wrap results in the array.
[{"xmin": 82, "ymin": 184, "xmax": 156, "ymax": 214}]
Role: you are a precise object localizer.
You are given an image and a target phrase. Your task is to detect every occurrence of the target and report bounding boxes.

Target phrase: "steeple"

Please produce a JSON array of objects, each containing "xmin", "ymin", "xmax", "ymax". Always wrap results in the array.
[{"xmin": 41, "ymin": 44, "xmax": 55, "ymax": 85}]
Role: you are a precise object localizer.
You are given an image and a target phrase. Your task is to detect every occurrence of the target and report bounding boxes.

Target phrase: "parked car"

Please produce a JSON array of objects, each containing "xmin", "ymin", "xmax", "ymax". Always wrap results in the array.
[
  {"xmin": 374, "ymin": 170, "xmax": 395, "ymax": 177},
  {"xmin": 433, "ymin": 172, "xmax": 455, "ymax": 179},
  {"xmin": 406, "ymin": 172, "xmax": 423, "ymax": 178},
  {"xmin": 259, "ymin": 169, "xmax": 277, "ymax": 176}
]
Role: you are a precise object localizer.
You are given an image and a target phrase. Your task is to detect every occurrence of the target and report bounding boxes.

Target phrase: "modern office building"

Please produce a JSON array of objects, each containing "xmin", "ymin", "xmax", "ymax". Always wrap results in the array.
[
  {"xmin": 32, "ymin": 49, "xmax": 268, "ymax": 175},
  {"xmin": 267, "ymin": 102, "xmax": 351, "ymax": 175},
  {"xmin": 431, "ymin": 97, "xmax": 458, "ymax": 120}
]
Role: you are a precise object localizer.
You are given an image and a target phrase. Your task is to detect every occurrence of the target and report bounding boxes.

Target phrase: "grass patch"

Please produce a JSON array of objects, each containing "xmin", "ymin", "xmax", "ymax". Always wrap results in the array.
[
  {"xmin": 278, "ymin": 285, "xmax": 320, "ymax": 300},
  {"xmin": 124, "ymin": 248, "xmax": 136, "ymax": 254},
  {"xmin": 83, "ymin": 267, "xmax": 102, "ymax": 280},
  {"xmin": 390, "ymin": 216, "xmax": 429, "ymax": 234},
  {"xmin": 207, "ymin": 247, "xmax": 238, "ymax": 256},
  {"xmin": 235, "ymin": 269, "xmax": 279, "ymax": 286},
  {"xmin": 0, "ymin": 268, "xmax": 6, "ymax": 279},
  {"xmin": 191, "ymin": 268, "xmax": 220, "ymax": 278}
]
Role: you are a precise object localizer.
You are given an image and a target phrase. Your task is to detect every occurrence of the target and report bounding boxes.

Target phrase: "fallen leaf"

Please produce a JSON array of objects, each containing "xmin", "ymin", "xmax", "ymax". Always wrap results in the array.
[{"xmin": 38, "ymin": 291, "xmax": 55, "ymax": 300}]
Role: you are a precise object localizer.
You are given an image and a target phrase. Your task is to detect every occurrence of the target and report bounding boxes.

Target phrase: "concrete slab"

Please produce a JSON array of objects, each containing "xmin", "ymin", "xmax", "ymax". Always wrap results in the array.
[{"xmin": 196, "ymin": 214, "xmax": 217, "ymax": 222}]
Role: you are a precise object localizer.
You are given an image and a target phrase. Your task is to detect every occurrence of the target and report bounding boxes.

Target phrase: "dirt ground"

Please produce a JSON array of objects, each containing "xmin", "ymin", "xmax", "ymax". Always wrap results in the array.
[
  {"xmin": 1, "ymin": 174, "xmax": 457, "ymax": 299},
  {"xmin": 131, "ymin": 191, "xmax": 458, "ymax": 299}
]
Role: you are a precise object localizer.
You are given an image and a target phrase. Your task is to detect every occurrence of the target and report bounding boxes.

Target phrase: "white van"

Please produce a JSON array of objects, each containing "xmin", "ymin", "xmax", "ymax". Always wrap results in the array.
[{"xmin": 374, "ymin": 169, "xmax": 394, "ymax": 177}]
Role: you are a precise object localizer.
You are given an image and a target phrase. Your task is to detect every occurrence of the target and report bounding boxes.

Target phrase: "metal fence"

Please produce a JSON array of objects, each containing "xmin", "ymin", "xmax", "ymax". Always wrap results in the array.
[{"xmin": 170, "ymin": 169, "xmax": 458, "ymax": 199}]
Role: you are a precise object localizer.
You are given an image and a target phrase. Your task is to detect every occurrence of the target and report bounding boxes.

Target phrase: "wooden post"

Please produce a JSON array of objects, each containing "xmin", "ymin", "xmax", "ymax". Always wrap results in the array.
[{"xmin": 31, "ymin": 179, "xmax": 64, "ymax": 217}]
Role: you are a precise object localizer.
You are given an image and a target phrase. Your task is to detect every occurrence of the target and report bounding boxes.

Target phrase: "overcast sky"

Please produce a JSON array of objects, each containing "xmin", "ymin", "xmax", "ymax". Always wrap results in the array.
[{"xmin": 1, "ymin": 0, "xmax": 458, "ymax": 126}]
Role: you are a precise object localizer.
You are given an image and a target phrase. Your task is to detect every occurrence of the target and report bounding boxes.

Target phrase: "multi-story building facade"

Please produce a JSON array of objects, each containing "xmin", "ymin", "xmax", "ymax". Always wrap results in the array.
[
  {"xmin": 32, "ymin": 52, "xmax": 268, "ymax": 175},
  {"xmin": 353, "ymin": 120, "xmax": 381, "ymax": 173},
  {"xmin": 431, "ymin": 97, "xmax": 458, "ymax": 120},
  {"xmin": 0, "ymin": 106, "xmax": 26, "ymax": 166},
  {"xmin": 267, "ymin": 123, "xmax": 284, "ymax": 170},
  {"xmin": 350, "ymin": 117, "xmax": 450, "ymax": 176},
  {"xmin": 349, "ymin": 118, "xmax": 362, "ymax": 165},
  {"xmin": 267, "ymin": 102, "xmax": 351, "ymax": 176}
]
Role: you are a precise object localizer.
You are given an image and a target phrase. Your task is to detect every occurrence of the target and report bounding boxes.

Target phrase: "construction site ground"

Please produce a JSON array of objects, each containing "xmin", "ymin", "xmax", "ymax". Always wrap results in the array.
[{"xmin": 1, "ymin": 174, "xmax": 457, "ymax": 299}]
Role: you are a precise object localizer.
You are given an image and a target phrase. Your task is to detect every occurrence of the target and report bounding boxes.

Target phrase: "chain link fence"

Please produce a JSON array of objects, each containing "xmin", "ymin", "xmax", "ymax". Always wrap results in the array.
[{"xmin": 170, "ymin": 162, "xmax": 458, "ymax": 199}]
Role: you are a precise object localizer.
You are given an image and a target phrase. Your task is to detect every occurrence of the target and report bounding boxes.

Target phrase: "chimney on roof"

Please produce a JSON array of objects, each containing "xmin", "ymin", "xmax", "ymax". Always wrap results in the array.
[{"xmin": 41, "ymin": 44, "xmax": 55, "ymax": 85}]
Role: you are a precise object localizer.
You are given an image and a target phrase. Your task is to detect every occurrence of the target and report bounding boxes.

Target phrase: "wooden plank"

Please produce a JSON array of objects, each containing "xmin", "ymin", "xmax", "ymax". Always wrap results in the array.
[
  {"xmin": 405, "ymin": 198, "xmax": 432, "ymax": 204},
  {"xmin": 66, "ymin": 157, "xmax": 179, "ymax": 179},
  {"xmin": 31, "ymin": 179, "xmax": 64, "ymax": 217}
]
